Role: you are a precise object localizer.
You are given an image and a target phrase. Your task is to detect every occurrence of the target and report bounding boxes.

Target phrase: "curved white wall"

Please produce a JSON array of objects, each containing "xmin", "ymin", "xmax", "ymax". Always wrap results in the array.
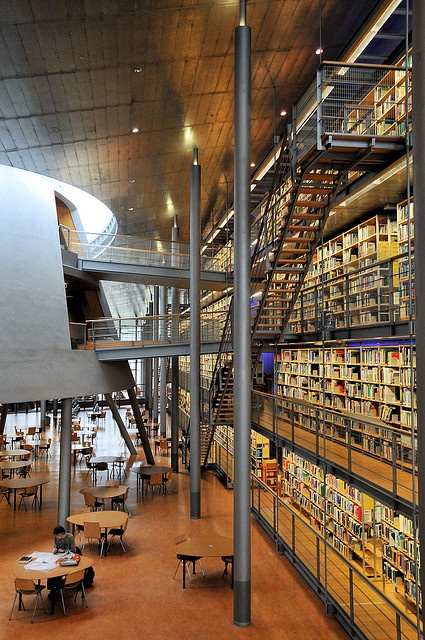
[{"xmin": 0, "ymin": 165, "xmax": 133, "ymax": 404}]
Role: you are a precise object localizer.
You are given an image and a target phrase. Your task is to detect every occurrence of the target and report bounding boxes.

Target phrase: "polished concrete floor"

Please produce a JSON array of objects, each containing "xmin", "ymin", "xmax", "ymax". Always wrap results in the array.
[{"xmin": 0, "ymin": 408, "xmax": 349, "ymax": 640}]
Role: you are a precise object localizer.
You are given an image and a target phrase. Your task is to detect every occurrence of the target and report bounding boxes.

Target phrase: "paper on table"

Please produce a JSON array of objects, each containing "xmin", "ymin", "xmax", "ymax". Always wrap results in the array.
[{"xmin": 24, "ymin": 551, "xmax": 58, "ymax": 571}]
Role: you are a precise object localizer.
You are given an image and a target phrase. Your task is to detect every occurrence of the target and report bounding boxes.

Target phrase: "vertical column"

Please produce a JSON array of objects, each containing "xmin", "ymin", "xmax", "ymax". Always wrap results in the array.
[
  {"xmin": 57, "ymin": 397, "xmax": 72, "ymax": 528},
  {"xmin": 233, "ymin": 0, "xmax": 251, "ymax": 626},
  {"xmin": 153, "ymin": 286, "xmax": 159, "ymax": 424},
  {"xmin": 171, "ymin": 221, "xmax": 180, "ymax": 472},
  {"xmin": 159, "ymin": 286, "xmax": 167, "ymax": 437},
  {"xmin": 190, "ymin": 147, "xmax": 201, "ymax": 519},
  {"xmin": 412, "ymin": 2, "xmax": 425, "ymax": 632},
  {"xmin": 40, "ymin": 399, "xmax": 47, "ymax": 431}
]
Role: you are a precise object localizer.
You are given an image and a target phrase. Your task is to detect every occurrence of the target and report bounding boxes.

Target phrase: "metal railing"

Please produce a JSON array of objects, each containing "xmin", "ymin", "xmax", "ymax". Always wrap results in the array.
[
  {"xmin": 60, "ymin": 226, "xmax": 233, "ymax": 273},
  {"xmin": 84, "ymin": 311, "xmax": 228, "ymax": 349},
  {"xmin": 251, "ymin": 391, "xmax": 417, "ymax": 505},
  {"xmin": 251, "ymin": 478, "xmax": 420, "ymax": 640},
  {"xmin": 291, "ymin": 62, "xmax": 411, "ymax": 164}
]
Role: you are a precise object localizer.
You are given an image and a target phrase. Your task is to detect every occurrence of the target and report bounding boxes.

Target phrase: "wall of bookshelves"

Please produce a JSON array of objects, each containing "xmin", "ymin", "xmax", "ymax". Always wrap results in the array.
[
  {"xmin": 257, "ymin": 445, "xmax": 421, "ymax": 613},
  {"xmin": 287, "ymin": 214, "xmax": 399, "ymax": 333},
  {"xmin": 275, "ymin": 343, "xmax": 416, "ymax": 431}
]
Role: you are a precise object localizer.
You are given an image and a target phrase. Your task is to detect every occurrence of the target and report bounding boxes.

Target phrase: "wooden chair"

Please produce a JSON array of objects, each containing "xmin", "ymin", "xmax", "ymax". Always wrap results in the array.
[
  {"xmin": 159, "ymin": 438, "xmax": 169, "ymax": 456},
  {"xmin": 73, "ymin": 507, "xmax": 91, "ymax": 545},
  {"xmin": 27, "ymin": 427, "xmax": 37, "ymax": 440},
  {"xmin": 58, "ymin": 569, "xmax": 88, "ymax": 616},
  {"xmin": 38, "ymin": 438, "xmax": 52, "ymax": 459},
  {"xmin": 18, "ymin": 485, "xmax": 39, "ymax": 511},
  {"xmin": 147, "ymin": 472, "xmax": 164, "ymax": 495},
  {"xmin": 16, "ymin": 463, "xmax": 32, "ymax": 479},
  {"xmin": 82, "ymin": 490, "xmax": 104, "ymax": 511},
  {"xmin": 9, "ymin": 578, "xmax": 46, "ymax": 623},
  {"xmin": 82, "ymin": 520, "xmax": 105, "ymax": 557}
]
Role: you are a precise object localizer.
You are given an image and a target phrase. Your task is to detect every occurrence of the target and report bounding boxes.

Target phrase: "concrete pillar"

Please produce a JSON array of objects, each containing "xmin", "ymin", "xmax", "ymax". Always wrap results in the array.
[{"xmin": 57, "ymin": 397, "xmax": 72, "ymax": 528}]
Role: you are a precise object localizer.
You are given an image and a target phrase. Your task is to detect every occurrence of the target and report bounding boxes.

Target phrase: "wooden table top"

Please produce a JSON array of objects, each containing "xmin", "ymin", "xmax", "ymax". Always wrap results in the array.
[
  {"xmin": 0, "ymin": 449, "xmax": 30, "ymax": 459},
  {"xmin": 90, "ymin": 456, "xmax": 126, "ymax": 464},
  {"xmin": 13, "ymin": 554, "xmax": 93, "ymax": 581},
  {"xmin": 79, "ymin": 485, "xmax": 128, "ymax": 499},
  {"xmin": 173, "ymin": 535, "xmax": 233, "ymax": 558},
  {"xmin": 130, "ymin": 465, "xmax": 171, "ymax": 477},
  {"xmin": 67, "ymin": 509, "xmax": 128, "ymax": 529},
  {"xmin": 0, "ymin": 460, "xmax": 31, "ymax": 471},
  {"xmin": 0, "ymin": 476, "xmax": 50, "ymax": 490}
]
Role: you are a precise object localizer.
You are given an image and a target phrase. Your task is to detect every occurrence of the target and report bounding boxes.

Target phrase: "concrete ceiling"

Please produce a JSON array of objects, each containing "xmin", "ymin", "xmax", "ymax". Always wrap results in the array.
[{"xmin": 1, "ymin": 0, "xmax": 390, "ymax": 244}]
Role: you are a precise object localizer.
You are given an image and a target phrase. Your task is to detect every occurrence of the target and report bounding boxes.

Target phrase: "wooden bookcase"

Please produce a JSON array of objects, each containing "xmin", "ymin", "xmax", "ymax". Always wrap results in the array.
[
  {"xmin": 287, "ymin": 214, "xmax": 398, "ymax": 333},
  {"xmin": 251, "ymin": 432, "xmax": 270, "ymax": 478},
  {"xmin": 276, "ymin": 446, "xmax": 420, "ymax": 606},
  {"xmin": 397, "ymin": 198, "xmax": 415, "ymax": 321}
]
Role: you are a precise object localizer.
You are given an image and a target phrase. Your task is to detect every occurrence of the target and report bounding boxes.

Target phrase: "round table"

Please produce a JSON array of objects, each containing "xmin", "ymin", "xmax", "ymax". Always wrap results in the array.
[
  {"xmin": 0, "ymin": 449, "xmax": 30, "ymax": 460},
  {"xmin": 67, "ymin": 510, "xmax": 129, "ymax": 556},
  {"xmin": 79, "ymin": 485, "xmax": 128, "ymax": 508},
  {"xmin": 0, "ymin": 476, "xmax": 50, "ymax": 510},
  {"xmin": 173, "ymin": 535, "xmax": 234, "ymax": 588},
  {"xmin": 0, "ymin": 459, "xmax": 31, "ymax": 477},
  {"xmin": 90, "ymin": 456, "xmax": 127, "ymax": 481},
  {"xmin": 130, "ymin": 465, "xmax": 171, "ymax": 494}
]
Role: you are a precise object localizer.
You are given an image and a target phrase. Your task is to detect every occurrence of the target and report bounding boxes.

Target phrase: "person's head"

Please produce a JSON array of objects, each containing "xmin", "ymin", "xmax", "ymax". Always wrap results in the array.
[{"xmin": 53, "ymin": 525, "xmax": 66, "ymax": 539}]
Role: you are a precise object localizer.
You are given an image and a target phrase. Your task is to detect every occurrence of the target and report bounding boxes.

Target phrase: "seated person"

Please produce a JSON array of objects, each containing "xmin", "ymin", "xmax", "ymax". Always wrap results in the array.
[{"xmin": 52, "ymin": 525, "xmax": 76, "ymax": 554}]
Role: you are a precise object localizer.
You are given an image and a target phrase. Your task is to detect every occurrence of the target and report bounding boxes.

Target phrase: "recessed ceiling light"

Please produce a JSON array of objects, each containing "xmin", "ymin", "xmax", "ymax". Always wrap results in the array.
[
  {"xmin": 280, "ymin": 109, "xmax": 287, "ymax": 117},
  {"xmin": 132, "ymin": 127, "xmax": 139, "ymax": 133},
  {"xmin": 316, "ymin": 47, "xmax": 323, "ymax": 55},
  {"xmin": 128, "ymin": 207, "xmax": 134, "ymax": 211},
  {"xmin": 129, "ymin": 179, "xmax": 135, "ymax": 183},
  {"xmin": 133, "ymin": 67, "xmax": 142, "ymax": 73},
  {"xmin": 250, "ymin": 162, "xmax": 255, "ymax": 167}
]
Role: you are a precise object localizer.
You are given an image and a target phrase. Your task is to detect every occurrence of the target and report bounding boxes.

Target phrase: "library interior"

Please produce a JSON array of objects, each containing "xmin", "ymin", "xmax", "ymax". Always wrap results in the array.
[{"xmin": 1, "ymin": 1, "xmax": 424, "ymax": 639}]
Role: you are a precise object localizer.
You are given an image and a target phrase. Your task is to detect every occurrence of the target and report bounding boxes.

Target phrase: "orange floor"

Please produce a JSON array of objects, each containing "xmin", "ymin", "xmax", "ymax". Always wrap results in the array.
[{"xmin": 0, "ymin": 408, "xmax": 349, "ymax": 640}]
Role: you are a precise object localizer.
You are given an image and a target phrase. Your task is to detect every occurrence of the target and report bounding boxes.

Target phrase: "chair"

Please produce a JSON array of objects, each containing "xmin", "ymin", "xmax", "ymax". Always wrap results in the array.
[
  {"xmin": 84, "ymin": 454, "xmax": 97, "ymax": 482},
  {"xmin": 9, "ymin": 578, "xmax": 46, "ymax": 623},
  {"xmin": 112, "ymin": 485, "xmax": 130, "ymax": 512},
  {"xmin": 221, "ymin": 556, "xmax": 234, "ymax": 587},
  {"xmin": 82, "ymin": 490, "xmax": 104, "ymax": 511},
  {"xmin": 18, "ymin": 485, "xmax": 39, "ymax": 511},
  {"xmin": 147, "ymin": 472, "xmax": 164, "ymax": 495},
  {"xmin": 27, "ymin": 427, "xmax": 37, "ymax": 440},
  {"xmin": 73, "ymin": 507, "xmax": 91, "ymax": 544},
  {"xmin": 173, "ymin": 534, "xmax": 205, "ymax": 583},
  {"xmin": 58, "ymin": 569, "xmax": 88, "ymax": 616},
  {"xmin": 38, "ymin": 438, "xmax": 52, "ymax": 459},
  {"xmin": 163, "ymin": 469, "xmax": 173, "ymax": 494},
  {"xmin": 107, "ymin": 514, "xmax": 129, "ymax": 554},
  {"xmin": 159, "ymin": 438, "xmax": 169, "ymax": 455},
  {"xmin": 82, "ymin": 520, "xmax": 105, "ymax": 557},
  {"xmin": 0, "ymin": 486, "xmax": 11, "ymax": 506},
  {"xmin": 106, "ymin": 479, "xmax": 119, "ymax": 487},
  {"xmin": 94, "ymin": 461, "xmax": 109, "ymax": 484},
  {"xmin": 16, "ymin": 463, "xmax": 32, "ymax": 478},
  {"xmin": 21, "ymin": 443, "xmax": 34, "ymax": 458}
]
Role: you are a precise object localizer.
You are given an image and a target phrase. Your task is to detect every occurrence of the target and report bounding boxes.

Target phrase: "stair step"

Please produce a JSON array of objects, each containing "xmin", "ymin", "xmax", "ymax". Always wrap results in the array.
[
  {"xmin": 295, "ymin": 199, "xmax": 328, "ymax": 208},
  {"xmin": 292, "ymin": 212, "xmax": 323, "ymax": 219},
  {"xmin": 285, "ymin": 235, "xmax": 316, "ymax": 243}
]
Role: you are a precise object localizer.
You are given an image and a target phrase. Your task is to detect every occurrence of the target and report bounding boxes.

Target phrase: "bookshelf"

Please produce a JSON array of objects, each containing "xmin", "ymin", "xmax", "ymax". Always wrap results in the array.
[
  {"xmin": 397, "ymin": 198, "xmax": 415, "ymax": 321},
  {"xmin": 251, "ymin": 431, "xmax": 270, "ymax": 478},
  {"xmin": 275, "ymin": 447, "xmax": 420, "ymax": 606},
  {"xmin": 287, "ymin": 214, "xmax": 398, "ymax": 333}
]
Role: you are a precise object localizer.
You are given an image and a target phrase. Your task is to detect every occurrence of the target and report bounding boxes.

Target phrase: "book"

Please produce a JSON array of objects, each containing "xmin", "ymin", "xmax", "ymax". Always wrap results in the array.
[{"xmin": 19, "ymin": 556, "xmax": 32, "ymax": 564}]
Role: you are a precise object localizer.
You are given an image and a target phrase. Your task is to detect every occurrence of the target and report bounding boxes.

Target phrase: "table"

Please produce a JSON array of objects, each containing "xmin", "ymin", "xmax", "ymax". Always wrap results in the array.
[
  {"xmin": 0, "ymin": 459, "xmax": 31, "ymax": 478},
  {"xmin": 0, "ymin": 449, "xmax": 30, "ymax": 460},
  {"xmin": 173, "ymin": 535, "xmax": 233, "ymax": 588},
  {"xmin": 130, "ymin": 464, "xmax": 171, "ymax": 494},
  {"xmin": 13, "ymin": 554, "xmax": 93, "ymax": 581},
  {"xmin": 79, "ymin": 485, "xmax": 128, "ymax": 509},
  {"xmin": 67, "ymin": 510, "xmax": 128, "ymax": 556},
  {"xmin": 90, "ymin": 455, "xmax": 127, "ymax": 481},
  {"xmin": 71, "ymin": 444, "xmax": 92, "ymax": 466},
  {"xmin": 0, "ymin": 477, "xmax": 50, "ymax": 510}
]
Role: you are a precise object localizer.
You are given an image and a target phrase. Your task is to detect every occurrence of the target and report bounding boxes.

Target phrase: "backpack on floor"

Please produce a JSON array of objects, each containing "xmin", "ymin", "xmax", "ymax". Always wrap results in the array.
[{"xmin": 83, "ymin": 566, "xmax": 95, "ymax": 588}]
